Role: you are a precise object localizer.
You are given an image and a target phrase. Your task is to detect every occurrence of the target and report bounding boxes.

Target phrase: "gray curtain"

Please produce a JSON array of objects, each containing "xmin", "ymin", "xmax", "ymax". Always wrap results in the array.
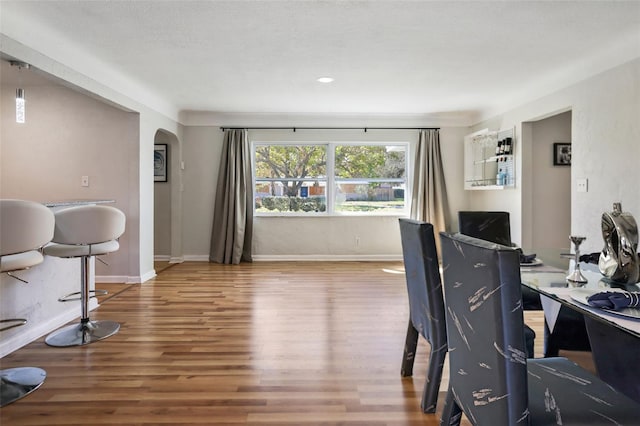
[
  {"xmin": 411, "ymin": 129, "xmax": 449, "ymax": 251},
  {"xmin": 209, "ymin": 129, "xmax": 253, "ymax": 264}
]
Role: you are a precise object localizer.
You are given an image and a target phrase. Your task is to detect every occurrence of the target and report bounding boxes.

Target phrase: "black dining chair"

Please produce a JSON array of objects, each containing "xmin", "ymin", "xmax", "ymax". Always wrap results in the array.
[
  {"xmin": 398, "ymin": 219, "xmax": 447, "ymax": 413},
  {"xmin": 457, "ymin": 210, "xmax": 591, "ymax": 357},
  {"xmin": 583, "ymin": 316, "xmax": 640, "ymax": 403},
  {"xmin": 458, "ymin": 210, "xmax": 513, "ymax": 247},
  {"xmin": 439, "ymin": 232, "xmax": 640, "ymax": 425},
  {"xmin": 458, "ymin": 211, "xmax": 542, "ymax": 310},
  {"xmin": 398, "ymin": 219, "xmax": 536, "ymax": 413}
]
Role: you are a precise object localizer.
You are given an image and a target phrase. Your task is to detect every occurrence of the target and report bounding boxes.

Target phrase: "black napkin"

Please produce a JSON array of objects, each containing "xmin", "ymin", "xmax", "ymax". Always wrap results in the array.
[
  {"xmin": 516, "ymin": 248, "xmax": 536, "ymax": 264},
  {"xmin": 579, "ymin": 252, "xmax": 600, "ymax": 264},
  {"xmin": 587, "ymin": 291, "xmax": 640, "ymax": 311}
]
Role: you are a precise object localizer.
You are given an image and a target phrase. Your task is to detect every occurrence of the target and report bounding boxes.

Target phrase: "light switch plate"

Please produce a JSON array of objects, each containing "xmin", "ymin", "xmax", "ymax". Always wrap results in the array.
[
  {"xmin": 576, "ymin": 178, "xmax": 588, "ymax": 193},
  {"xmin": 81, "ymin": 175, "xmax": 89, "ymax": 187}
]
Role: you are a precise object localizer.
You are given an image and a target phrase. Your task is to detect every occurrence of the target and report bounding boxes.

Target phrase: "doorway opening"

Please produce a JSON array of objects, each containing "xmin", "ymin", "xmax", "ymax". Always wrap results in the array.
[
  {"xmin": 525, "ymin": 110, "xmax": 572, "ymax": 250},
  {"xmin": 153, "ymin": 129, "xmax": 182, "ymax": 268}
]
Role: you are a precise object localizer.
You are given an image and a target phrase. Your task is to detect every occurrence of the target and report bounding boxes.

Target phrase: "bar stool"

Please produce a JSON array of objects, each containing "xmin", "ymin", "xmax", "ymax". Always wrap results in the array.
[
  {"xmin": 1, "ymin": 199, "xmax": 55, "ymax": 407},
  {"xmin": 44, "ymin": 205, "xmax": 125, "ymax": 347}
]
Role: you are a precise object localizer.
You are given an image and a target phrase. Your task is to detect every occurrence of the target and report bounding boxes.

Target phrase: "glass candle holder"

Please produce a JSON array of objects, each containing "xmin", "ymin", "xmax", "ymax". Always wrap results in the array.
[{"xmin": 566, "ymin": 236, "xmax": 588, "ymax": 286}]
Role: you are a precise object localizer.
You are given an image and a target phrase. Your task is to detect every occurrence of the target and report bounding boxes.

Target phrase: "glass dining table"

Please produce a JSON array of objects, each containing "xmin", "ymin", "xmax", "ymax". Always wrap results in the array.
[{"xmin": 520, "ymin": 249, "xmax": 640, "ymax": 403}]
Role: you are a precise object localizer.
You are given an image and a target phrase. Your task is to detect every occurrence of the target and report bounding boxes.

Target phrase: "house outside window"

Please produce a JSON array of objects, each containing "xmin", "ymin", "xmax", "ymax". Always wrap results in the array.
[{"xmin": 253, "ymin": 142, "xmax": 408, "ymax": 216}]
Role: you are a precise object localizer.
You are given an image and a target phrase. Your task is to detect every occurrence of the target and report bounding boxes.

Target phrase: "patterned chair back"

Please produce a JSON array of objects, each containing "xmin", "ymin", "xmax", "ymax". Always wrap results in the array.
[
  {"xmin": 440, "ymin": 232, "xmax": 528, "ymax": 424},
  {"xmin": 399, "ymin": 219, "xmax": 446, "ymax": 346},
  {"xmin": 398, "ymin": 218, "xmax": 448, "ymax": 413}
]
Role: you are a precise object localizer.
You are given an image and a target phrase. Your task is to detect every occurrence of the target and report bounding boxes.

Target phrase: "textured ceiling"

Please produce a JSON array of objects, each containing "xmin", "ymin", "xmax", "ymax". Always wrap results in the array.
[{"xmin": 1, "ymin": 1, "xmax": 639, "ymax": 122}]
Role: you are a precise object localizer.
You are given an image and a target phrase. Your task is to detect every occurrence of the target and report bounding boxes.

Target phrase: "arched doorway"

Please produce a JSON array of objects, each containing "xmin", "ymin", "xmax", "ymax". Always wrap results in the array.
[{"xmin": 154, "ymin": 129, "xmax": 182, "ymax": 265}]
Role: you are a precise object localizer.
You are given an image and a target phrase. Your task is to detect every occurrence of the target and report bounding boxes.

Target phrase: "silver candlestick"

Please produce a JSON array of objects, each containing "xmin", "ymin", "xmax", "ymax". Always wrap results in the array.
[{"xmin": 566, "ymin": 236, "xmax": 588, "ymax": 286}]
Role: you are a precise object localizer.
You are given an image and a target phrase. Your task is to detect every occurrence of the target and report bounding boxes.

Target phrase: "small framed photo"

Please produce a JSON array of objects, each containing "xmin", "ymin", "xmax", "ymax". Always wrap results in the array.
[
  {"xmin": 553, "ymin": 143, "xmax": 571, "ymax": 166},
  {"xmin": 154, "ymin": 144, "xmax": 168, "ymax": 182}
]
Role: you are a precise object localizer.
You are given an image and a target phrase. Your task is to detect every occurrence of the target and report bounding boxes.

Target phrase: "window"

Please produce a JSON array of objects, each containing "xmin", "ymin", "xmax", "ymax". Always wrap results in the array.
[{"xmin": 253, "ymin": 142, "xmax": 408, "ymax": 215}]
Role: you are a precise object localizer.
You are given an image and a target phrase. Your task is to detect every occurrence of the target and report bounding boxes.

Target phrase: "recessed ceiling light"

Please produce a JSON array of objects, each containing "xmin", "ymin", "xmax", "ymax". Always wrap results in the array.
[{"xmin": 317, "ymin": 77, "xmax": 334, "ymax": 83}]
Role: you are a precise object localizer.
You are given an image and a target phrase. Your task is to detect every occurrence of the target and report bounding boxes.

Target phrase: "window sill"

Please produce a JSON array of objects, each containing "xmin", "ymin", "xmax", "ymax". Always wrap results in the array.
[{"xmin": 254, "ymin": 212, "xmax": 409, "ymax": 218}]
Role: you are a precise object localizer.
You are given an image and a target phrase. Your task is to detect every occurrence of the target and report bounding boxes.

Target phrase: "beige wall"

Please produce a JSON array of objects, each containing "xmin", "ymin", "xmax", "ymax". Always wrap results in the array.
[
  {"xmin": 530, "ymin": 111, "xmax": 571, "ymax": 250},
  {"xmin": 0, "ymin": 64, "xmax": 139, "ymax": 280},
  {"xmin": 4, "ymin": 41, "xmax": 636, "ymax": 268},
  {"xmin": 1, "ymin": 33, "xmax": 184, "ymax": 284},
  {"xmin": 0, "ymin": 63, "xmax": 142, "ymax": 355},
  {"xmin": 180, "ymin": 125, "xmax": 468, "ymax": 260},
  {"xmin": 181, "ymin": 126, "xmax": 222, "ymax": 259},
  {"xmin": 469, "ymin": 58, "xmax": 640, "ymax": 252},
  {"xmin": 0, "ymin": 37, "xmax": 184, "ymax": 354}
]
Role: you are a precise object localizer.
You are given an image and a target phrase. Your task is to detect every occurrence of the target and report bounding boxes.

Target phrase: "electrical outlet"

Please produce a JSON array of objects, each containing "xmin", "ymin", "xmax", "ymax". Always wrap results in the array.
[
  {"xmin": 576, "ymin": 178, "xmax": 588, "ymax": 193},
  {"xmin": 81, "ymin": 176, "xmax": 89, "ymax": 187}
]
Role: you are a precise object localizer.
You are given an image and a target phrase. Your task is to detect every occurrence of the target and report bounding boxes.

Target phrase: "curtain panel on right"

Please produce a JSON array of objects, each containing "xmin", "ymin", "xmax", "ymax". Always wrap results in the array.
[{"xmin": 410, "ymin": 129, "xmax": 449, "ymax": 252}]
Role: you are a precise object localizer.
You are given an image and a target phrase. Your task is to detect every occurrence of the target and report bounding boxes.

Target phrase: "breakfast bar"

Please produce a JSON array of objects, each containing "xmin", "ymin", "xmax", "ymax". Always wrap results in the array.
[{"xmin": 0, "ymin": 200, "xmax": 114, "ymax": 357}]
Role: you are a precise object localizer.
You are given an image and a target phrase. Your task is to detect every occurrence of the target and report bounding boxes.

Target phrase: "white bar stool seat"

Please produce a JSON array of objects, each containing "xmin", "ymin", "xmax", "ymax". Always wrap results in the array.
[
  {"xmin": 1, "ymin": 199, "xmax": 54, "ymax": 407},
  {"xmin": 44, "ymin": 240, "xmax": 120, "ymax": 258},
  {"xmin": 43, "ymin": 205, "xmax": 125, "ymax": 347},
  {"xmin": 0, "ymin": 250, "xmax": 45, "ymax": 274}
]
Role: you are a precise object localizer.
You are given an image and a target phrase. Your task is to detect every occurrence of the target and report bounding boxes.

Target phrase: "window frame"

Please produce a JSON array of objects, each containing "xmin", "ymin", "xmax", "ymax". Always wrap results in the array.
[{"xmin": 252, "ymin": 140, "xmax": 410, "ymax": 217}]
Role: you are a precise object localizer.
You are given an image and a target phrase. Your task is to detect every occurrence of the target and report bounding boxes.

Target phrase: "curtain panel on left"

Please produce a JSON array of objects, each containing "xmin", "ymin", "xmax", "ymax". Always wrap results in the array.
[{"xmin": 209, "ymin": 129, "xmax": 254, "ymax": 264}]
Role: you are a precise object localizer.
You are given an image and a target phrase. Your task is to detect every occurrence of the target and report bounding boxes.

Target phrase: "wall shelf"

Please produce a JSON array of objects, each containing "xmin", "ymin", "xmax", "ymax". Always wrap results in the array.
[
  {"xmin": 464, "ymin": 128, "xmax": 515, "ymax": 190},
  {"xmin": 473, "ymin": 154, "xmax": 513, "ymax": 165}
]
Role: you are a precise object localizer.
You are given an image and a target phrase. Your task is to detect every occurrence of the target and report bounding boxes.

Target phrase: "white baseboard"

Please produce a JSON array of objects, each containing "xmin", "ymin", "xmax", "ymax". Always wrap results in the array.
[
  {"xmin": 95, "ymin": 275, "xmax": 145, "ymax": 284},
  {"xmin": 184, "ymin": 254, "xmax": 402, "ymax": 262},
  {"xmin": 183, "ymin": 255, "xmax": 210, "ymax": 262},
  {"xmin": 0, "ymin": 299, "xmax": 99, "ymax": 357},
  {"xmin": 96, "ymin": 275, "xmax": 128, "ymax": 283},
  {"xmin": 182, "ymin": 254, "xmax": 402, "ymax": 262},
  {"xmin": 139, "ymin": 270, "xmax": 156, "ymax": 283},
  {"xmin": 251, "ymin": 254, "xmax": 403, "ymax": 262},
  {"xmin": 154, "ymin": 255, "xmax": 184, "ymax": 264}
]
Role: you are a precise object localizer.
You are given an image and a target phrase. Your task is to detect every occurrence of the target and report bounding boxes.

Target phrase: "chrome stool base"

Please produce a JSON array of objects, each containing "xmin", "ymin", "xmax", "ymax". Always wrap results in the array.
[
  {"xmin": 0, "ymin": 367, "xmax": 46, "ymax": 407},
  {"xmin": 45, "ymin": 320, "xmax": 120, "ymax": 347}
]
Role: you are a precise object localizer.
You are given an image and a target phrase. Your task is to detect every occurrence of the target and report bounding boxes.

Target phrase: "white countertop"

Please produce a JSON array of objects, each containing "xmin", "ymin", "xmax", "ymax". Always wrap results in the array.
[{"xmin": 42, "ymin": 199, "xmax": 114, "ymax": 207}]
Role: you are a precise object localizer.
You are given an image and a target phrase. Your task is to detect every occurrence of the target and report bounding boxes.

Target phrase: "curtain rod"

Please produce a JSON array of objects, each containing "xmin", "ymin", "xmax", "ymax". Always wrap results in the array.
[{"xmin": 220, "ymin": 126, "xmax": 439, "ymax": 132}]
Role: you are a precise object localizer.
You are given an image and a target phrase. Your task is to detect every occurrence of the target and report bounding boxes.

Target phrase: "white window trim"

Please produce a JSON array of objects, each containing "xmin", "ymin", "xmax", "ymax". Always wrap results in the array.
[{"xmin": 253, "ymin": 141, "xmax": 410, "ymax": 217}]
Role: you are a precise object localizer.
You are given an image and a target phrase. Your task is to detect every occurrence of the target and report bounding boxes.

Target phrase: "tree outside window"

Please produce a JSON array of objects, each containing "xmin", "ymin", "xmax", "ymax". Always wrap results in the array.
[{"xmin": 254, "ymin": 142, "xmax": 408, "ymax": 215}]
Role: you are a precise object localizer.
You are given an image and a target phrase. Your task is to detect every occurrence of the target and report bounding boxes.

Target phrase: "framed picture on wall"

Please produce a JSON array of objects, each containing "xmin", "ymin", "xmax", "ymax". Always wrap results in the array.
[
  {"xmin": 553, "ymin": 142, "xmax": 571, "ymax": 166},
  {"xmin": 154, "ymin": 144, "xmax": 168, "ymax": 182}
]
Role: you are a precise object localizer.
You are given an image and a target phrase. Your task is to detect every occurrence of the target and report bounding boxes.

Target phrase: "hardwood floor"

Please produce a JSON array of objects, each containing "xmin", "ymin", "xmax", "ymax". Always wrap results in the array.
[
  {"xmin": 1, "ymin": 261, "xmax": 591, "ymax": 425},
  {"xmin": 154, "ymin": 261, "xmax": 176, "ymax": 275}
]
